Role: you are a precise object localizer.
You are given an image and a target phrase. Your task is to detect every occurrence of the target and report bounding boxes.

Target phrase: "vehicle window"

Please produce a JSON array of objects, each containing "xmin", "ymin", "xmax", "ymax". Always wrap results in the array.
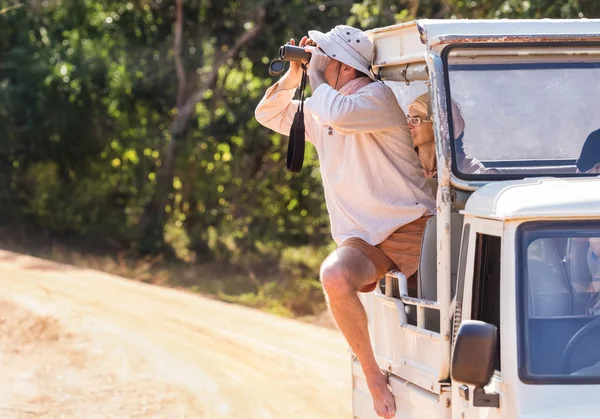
[
  {"xmin": 519, "ymin": 222, "xmax": 600, "ymax": 383},
  {"xmin": 446, "ymin": 47, "xmax": 600, "ymax": 179},
  {"xmin": 472, "ymin": 233, "xmax": 502, "ymax": 371}
]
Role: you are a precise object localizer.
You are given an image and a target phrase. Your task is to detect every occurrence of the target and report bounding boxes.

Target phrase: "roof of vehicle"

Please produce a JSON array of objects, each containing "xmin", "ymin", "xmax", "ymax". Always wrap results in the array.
[
  {"xmin": 367, "ymin": 18, "xmax": 600, "ymax": 68},
  {"xmin": 462, "ymin": 177, "xmax": 600, "ymax": 220},
  {"xmin": 421, "ymin": 18, "xmax": 600, "ymax": 40},
  {"xmin": 366, "ymin": 19, "xmax": 600, "ymax": 194}
]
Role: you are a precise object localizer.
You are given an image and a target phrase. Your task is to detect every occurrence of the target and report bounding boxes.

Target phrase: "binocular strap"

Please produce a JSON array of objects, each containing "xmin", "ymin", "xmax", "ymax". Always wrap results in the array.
[{"xmin": 287, "ymin": 69, "xmax": 307, "ymax": 173}]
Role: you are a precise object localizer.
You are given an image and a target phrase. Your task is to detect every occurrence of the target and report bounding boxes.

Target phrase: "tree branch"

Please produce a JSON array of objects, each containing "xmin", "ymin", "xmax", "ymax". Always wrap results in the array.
[
  {"xmin": 408, "ymin": 0, "xmax": 420, "ymax": 19},
  {"xmin": 305, "ymin": 0, "xmax": 355, "ymax": 12},
  {"xmin": 173, "ymin": 0, "xmax": 186, "ymax": 107},
  {"xmin": 172, "ymin": 6, "xmax": 266, "ymax": 134},
  {"xmin": 0, "ymin": 3, "xmax": 23, "ymax": 15},
  {"xmin": 432, "ymin": 1, "xmax": 450, "ymax": 19}
]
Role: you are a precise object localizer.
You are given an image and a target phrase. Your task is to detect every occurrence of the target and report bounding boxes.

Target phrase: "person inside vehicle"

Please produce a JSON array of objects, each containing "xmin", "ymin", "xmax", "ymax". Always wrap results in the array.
[
  {"xmin": 406, "ymin": 92, "xmax": 437, "ymax": 179},
  {"xmin": 576, "ymin": 128, "xmax": 600, "ymax": 174},
  {"xmin": 582, "ymin": 237, "xmax": 600, "ymax": 314},
  {"xmin": 564, "ymin": 236, "xmax": 600, "ymax": 376},
  {"xmin": 554, "ymin": 236, "xmax": 600, "ymax": 377},
  {"xmin": 407, "ymin": 91, "xmax": 492, "ymax": 177},
  {"xmin": 255, "ymin": 25, "xmax": 435, "ymax": 419}
]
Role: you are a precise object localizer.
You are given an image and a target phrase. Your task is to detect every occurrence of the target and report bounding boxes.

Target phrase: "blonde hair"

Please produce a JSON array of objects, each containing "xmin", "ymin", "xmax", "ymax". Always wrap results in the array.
[
  {"xmin": 409, "ymin": 91, "xmax": 465, "ymax": 139},
  {"xmin": 409, "ymin": 92, "xmax": 432, "ymax": 119}
]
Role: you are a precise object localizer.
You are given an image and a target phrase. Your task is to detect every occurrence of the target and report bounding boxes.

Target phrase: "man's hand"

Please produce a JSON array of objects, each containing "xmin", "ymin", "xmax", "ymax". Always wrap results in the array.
[
  {"xmin": 290, "ymin": 37, "xmax": 315, "ymax": 74},
  {"xmin": 306, "ymin": 47, "xmax": 330, "ymax": 91},
  {"xmin": 279, "ymin": 36, "xmax": 313, "ymax": 90}
]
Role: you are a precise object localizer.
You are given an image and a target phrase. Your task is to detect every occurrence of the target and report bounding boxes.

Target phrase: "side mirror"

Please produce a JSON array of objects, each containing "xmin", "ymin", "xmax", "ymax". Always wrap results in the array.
[{"xmin": 451, "ymin": 320, "xmax": 499, "ymax": 408}]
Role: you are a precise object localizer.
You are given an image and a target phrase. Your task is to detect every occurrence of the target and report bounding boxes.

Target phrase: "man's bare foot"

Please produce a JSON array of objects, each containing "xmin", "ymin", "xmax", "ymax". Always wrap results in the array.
[{"xmin": 366, "ymin": 370, "xmax": 396, "ymax": 418}]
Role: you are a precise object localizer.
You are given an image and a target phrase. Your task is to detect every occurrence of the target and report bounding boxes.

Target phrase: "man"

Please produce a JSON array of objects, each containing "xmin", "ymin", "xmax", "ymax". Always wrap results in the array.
[{"xmin": 255, "ymin": 25, "xmax": 435, "ymax": 419}]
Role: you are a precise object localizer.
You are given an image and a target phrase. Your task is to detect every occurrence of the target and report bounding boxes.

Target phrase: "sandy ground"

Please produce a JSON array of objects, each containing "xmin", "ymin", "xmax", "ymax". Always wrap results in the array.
[{"xmin": 0, "ymin": 250, "xmax": 352, "ymax": 418}]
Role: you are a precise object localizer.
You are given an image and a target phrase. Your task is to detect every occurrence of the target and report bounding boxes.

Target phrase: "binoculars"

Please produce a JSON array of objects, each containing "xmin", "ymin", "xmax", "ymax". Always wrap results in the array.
[{"xmin": 269, "ymin": 45, "xmax": 312, "ymax": 76}]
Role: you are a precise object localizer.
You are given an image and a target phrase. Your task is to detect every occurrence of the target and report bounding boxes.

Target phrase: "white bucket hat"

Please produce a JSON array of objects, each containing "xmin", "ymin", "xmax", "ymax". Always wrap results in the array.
[{"xmin": 308, "ymin": 25, "xmax": 377, "ymax": 81}]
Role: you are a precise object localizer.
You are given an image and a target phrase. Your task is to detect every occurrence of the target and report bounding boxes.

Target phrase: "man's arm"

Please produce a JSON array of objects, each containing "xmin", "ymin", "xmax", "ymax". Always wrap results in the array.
[
  {"xmin": 306, "ymin": 83, "xmax": 405, "ymax": 135},
  {"xmin": 278, "ymin": 68, "xmax": 304, "ymax": 91},
  {"xmin": 307, "ymin": 70, "xmax": 328, "ymax": 92},
  {"xmin": 304, "ymin": 47, "xmax": 405, "ymax": 135},
  {"xmin": 306, "ymin": 48, "xmax": 329, "ymax": 92},
  {"xmin": 254, "ymin": 70, "xmax": 301, "ymax": 136},
  {"xmin": 255, "ymin": 37, "xmax": 316, "ymax": 139}
]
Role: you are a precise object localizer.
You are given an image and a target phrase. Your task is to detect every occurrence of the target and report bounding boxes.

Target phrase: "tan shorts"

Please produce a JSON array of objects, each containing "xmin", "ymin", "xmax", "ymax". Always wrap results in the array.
[{"xmin": 338, "ymin": 216, "xmax": 429, "ymax": 289}]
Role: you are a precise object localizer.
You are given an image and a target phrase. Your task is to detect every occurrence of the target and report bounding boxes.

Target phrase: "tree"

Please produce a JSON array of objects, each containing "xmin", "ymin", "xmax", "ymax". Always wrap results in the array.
[
  {"xmin": 138, "ymin": 0, "xmax": 268, "ymax": 253},
  {"xmin": 2, "ymin": 0, "xmax": 598, "ymax": 262}
]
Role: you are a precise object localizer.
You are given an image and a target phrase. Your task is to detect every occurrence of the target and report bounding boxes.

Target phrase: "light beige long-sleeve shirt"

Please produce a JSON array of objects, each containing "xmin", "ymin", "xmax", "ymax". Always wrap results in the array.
[{"xmin": 255, "ymin": 80, "xmax": 435, "ymax": 246}]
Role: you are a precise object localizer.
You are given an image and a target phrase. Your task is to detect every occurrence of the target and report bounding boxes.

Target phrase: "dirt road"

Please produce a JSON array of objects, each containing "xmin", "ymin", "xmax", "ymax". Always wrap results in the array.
[{"xmin": 0, "ymin": 250, "xmax": 352, "ymax": 418}]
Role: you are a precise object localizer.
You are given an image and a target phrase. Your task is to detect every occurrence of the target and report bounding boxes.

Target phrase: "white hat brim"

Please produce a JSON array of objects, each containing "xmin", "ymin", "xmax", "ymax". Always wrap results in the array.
[{"xmin": 308, "ymin": 29, "xmax": 376, "ymax": 81}]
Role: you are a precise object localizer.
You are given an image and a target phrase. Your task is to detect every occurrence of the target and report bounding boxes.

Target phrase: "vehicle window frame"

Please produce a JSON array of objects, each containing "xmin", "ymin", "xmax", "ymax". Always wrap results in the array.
[
  {"xmin": 441, "ymin": 42, "xmax": 600, "ymax": 183},
  {"xmin": 452, "ymin": 223, "xmax": 471, "ymax": 345},
  {"xmin": 517, "ymin": 220, "xmax": 600, "ymax": 385},
  {"xmin": 471, "ymin": 232, "xmax": 502, "ymax": 372}
]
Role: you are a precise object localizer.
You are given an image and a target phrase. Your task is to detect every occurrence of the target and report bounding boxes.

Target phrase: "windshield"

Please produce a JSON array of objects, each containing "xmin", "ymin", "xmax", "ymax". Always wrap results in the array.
[
  {"xmin": 446, "ymin": 46, "xmax": 600, "ymax": 180},
  {"xmin": 518, "ymin": 221, "xmax": 600, "ymax": 383}
]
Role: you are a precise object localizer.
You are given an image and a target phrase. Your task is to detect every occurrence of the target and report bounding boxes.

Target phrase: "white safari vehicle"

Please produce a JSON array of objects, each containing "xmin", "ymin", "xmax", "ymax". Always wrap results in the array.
[{"xmin": 354, "ymin": 19, "xmax": 600, "ymax": 418}]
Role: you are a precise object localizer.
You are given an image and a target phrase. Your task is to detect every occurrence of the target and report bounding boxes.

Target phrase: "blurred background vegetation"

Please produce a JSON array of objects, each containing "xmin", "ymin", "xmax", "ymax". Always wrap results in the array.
[{"xmin": 1, "ymin": 0, "xmax": 599, "ymax": 319}]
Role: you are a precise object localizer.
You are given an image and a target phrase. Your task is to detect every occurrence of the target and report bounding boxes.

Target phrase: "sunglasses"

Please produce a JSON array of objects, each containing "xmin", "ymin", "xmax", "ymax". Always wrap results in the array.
[{"xmin": 406, "ymin": 115, "xmax": 433, "ymax": 126}]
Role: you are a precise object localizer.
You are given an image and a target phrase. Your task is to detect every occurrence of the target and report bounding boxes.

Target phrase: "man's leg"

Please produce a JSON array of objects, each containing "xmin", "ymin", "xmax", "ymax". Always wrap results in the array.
[{"xmin": 320, "ymin": 246, "xmax": 396, "ymax": 419}]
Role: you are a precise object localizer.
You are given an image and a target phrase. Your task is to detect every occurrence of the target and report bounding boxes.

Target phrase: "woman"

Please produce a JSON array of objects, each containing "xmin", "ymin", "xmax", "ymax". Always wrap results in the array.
[
  {"xmin": 407, "ymin": 91, "xmax": 487, "ymax": 177},
  {"xmin": 407, "ymin": 92, "xmax": 437, "ymax": 178}
]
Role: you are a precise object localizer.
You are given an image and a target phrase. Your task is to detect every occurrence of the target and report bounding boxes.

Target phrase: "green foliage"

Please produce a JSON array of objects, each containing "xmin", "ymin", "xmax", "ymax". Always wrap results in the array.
[
  {"xmin": 1, "ymin": 0, "xmax": 599, "ymax": 316},
  {"xmin": 1, "ymin": 0, "xmax": 337, "ymax": 249},
  {"xmin": 347, "ymin": 0, "xmax": 600, "ymax": 24},
  {"xmin": 444, "ymin": 0, "xmax": 596, "ymax": 18}
]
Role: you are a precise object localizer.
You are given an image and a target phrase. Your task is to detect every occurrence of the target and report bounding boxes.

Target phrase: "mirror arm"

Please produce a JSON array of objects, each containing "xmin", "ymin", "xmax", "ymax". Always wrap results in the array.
[{"xmin": 473, "ymin": 388, "xmax": 499, "ymax": 408}]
